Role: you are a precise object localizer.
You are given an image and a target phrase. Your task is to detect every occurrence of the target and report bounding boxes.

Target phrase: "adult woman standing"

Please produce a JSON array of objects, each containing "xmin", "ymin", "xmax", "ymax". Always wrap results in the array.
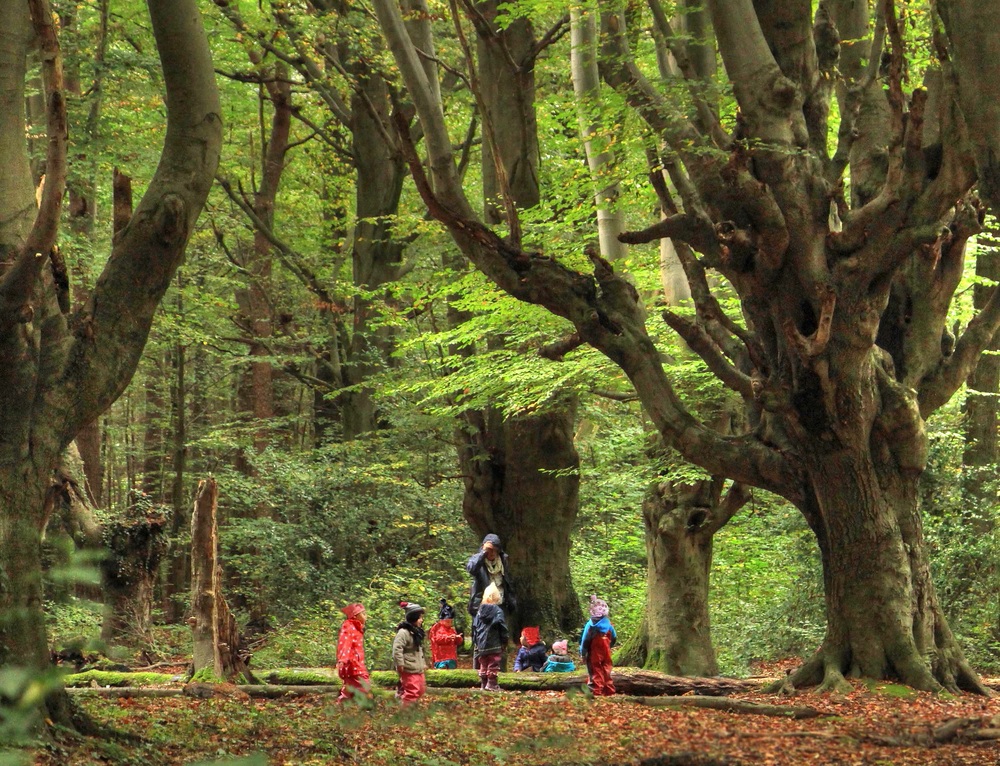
[{"xmin": 466, "ymin": 534, "xmax": 517, "ymax": 617}]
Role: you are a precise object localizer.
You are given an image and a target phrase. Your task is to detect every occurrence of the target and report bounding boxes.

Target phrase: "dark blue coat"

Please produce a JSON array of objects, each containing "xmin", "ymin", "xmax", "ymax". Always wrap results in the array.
[
  {"xmin": 471, "ymin": 603, "xmax": 509, "ymax": 656},
  {"xmin": 466, "ymin": 534, "xmax": 517, "ymax": 616},
  {"xmin": 514, "ymin": 643, "xmax": 548, "ymax": 672}
]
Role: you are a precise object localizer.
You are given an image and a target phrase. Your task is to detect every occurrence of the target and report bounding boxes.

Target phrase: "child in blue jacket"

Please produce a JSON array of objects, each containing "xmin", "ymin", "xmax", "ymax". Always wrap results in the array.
[
  {"xmin": 541, "ymin": 639, "xmax": 576, "ymax": 672},
  {"xmin": 580, "ymin": 594, "xmax": 617, "ymax": 695}
]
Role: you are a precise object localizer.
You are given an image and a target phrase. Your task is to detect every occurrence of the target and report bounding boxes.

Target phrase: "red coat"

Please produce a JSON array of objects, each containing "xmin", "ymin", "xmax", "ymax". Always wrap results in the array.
[
  {"xmin": 336, "ymin": 617, "xmax": 368, "ymax": 680},
  {"xmin": 429, "ymin": 620, "xmax": 463, "ymax": 664}
]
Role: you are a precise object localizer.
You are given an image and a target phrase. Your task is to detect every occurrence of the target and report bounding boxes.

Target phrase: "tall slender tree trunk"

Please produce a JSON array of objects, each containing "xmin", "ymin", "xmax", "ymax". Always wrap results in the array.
[
  {"xmin": 341, "ymin": 63, "xmax": 406, "ymax": 439},
  {"xmin": 163, "ymin": 333, "xmax": 188, "ymax": 623},
  {"xmin": 234, "ymin": 67, "xmax": 289, "ymax": 476}
]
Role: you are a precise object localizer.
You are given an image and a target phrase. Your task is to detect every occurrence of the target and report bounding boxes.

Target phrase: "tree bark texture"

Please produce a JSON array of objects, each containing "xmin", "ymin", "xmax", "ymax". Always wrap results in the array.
[
  {"xmin": 642, "ymin": 480, "xmax": 719, "ymax": 677},
  {"xmin": 100, "ymin": 494, "xmax": 168, "ymax": 643},
  {"xmin": 190, "ymin": 478, "xmax": 249, "ymax": 682},
  {"xmin": 460, "ymin": 404, "xmax": 582, "ymax": 638},
  {"xmin": 341, "ymin": 60, "xmax": 406, "ymax": 439}
]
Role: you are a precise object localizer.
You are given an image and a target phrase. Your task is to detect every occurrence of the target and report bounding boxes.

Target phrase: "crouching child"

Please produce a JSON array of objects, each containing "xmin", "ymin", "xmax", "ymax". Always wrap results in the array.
[
  {"xmin": 513, "ymin": 626, "xmax": 547, "ymax": 672},
  {"xmin": 542, "ymin": 639, "xmax": 576, "ymax": 673},
  {"xmin": 429, "ymin": 599, "xmax": 464, "ymax": 669}
]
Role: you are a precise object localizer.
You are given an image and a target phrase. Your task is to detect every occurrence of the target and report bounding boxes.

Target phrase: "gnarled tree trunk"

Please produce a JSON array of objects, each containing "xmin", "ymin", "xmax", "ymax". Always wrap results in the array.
[
  {"xmin": 0, "ymin": 0, "xmax": 221, "ymax": 728},
  {"xmin": 460, "ymin": 403, "xmax": 582, "ymax": 636}
]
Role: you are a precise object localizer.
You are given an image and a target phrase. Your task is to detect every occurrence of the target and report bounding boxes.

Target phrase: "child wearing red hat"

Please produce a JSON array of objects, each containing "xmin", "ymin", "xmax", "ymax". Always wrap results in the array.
[
  {"xmin": 336, "ymin": 603, "xmax": 370, "ymax": 703},
  {"xmin": 513, "ymin": 626, "xmax": 547, "ymax": 672},
  {"xmin": 429, "ymin": 599, "xmax": 464, "ymax": 669}
]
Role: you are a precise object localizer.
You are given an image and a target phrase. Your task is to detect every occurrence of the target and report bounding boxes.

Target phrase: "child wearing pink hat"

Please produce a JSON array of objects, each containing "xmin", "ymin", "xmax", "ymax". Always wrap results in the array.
[
  {"xmin": 580, "ymin": 595, "xmax": 617, "ymax": 695},
  {"xmin": 336, "ymin": 603, "xmax": 370, "ymax": 703},
  {"xmin": 542, "ymin": 638, "xmax": 576, "ymax": 673}
]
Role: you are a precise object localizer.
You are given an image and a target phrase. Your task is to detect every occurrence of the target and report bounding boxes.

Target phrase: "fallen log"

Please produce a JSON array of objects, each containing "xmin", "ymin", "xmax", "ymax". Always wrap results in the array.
[
  {"xmin": 631, "ymin": 695, "xmax": 822, "ymax": 719},
  {"xmin": 67, "ymin": 688, "xmax": 183, "ymax": 698},
  {"xmin": 264, "ymin": 667, "xmax": 756, "ymax": 696},
  {"xmin": 66, "ymin": 684, "xmax": 343, "ymax": 699}
]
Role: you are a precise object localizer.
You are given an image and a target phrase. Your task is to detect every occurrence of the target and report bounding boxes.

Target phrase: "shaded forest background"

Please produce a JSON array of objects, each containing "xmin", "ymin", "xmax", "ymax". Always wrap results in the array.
[{"xmin": 23, "ymin": 0, "xmax": 1000, "ymax": 688}]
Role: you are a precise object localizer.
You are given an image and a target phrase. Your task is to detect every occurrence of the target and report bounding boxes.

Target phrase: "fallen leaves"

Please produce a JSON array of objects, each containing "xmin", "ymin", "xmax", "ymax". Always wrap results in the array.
[{"xmin": 29, "ymin": 679, "xmax": 1000, "ymax": 765}]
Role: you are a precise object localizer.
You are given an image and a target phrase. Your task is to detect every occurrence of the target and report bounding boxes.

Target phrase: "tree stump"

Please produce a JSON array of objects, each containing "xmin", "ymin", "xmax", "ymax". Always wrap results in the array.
[{"xmin": 190, "ymin": 478, "xmax": 252, "ymax": 682}]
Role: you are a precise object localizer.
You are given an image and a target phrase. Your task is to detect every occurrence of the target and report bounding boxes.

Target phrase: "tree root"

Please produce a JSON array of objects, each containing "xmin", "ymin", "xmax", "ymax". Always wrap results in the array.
[{"xmin": 766, "ymin": 645, "xmax": 992, "ymax": 697}]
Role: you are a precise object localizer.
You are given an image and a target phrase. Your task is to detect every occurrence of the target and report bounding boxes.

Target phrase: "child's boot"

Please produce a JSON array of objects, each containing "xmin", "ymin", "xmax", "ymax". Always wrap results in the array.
[
  {"xmin": 478, "ymin": 674, "xmax": 488, "ymax": 690},
  {"xmin": 485, "ymin": 674, "xmax": 500, "ymax": 691}
]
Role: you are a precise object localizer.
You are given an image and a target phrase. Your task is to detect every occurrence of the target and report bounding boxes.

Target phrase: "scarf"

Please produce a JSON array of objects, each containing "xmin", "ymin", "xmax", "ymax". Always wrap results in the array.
[
  {"xmin": 485, "ymin": 555, "xmax": 505, "ymax": 599},
  {"xmin": 396, "ymin": 621, "xmax": 425, "ymax": 649}
]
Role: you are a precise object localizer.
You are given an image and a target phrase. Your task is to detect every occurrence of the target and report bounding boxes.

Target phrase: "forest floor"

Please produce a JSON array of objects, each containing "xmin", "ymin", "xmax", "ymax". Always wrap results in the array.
[{"xmin": 26, "ymin": 662, "xmax": 1000, "ymax": 766}]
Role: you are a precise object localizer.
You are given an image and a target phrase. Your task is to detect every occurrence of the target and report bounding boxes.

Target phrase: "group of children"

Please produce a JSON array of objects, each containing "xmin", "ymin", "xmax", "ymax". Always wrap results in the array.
[{"xmin": 335, "ymin": 591, "xmax": 618, "ymax": 704}]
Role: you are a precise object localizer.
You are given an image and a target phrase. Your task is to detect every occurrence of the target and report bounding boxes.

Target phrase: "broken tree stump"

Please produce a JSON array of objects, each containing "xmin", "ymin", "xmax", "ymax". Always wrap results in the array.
[{"xmin": 190, "ymin": 477, "xmax": 253, "ymax": 682}]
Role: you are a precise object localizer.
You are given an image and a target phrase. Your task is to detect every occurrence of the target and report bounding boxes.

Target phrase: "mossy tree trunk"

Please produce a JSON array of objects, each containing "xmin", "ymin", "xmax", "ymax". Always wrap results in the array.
[
  {"xmin": 461, "ymin": 404, "xmax": 583, "ymax": 639},
  {"xmin": 0, "ymin": 0, "xmax": 221, "ymax": 728},
  {"xmin": 642, "ymin": 477, "xmax": 748, "ymax": 676}
]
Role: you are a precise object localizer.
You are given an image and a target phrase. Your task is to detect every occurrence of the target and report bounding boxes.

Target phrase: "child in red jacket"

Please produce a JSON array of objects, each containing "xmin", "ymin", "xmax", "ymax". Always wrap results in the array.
[
  {"xmin": 429, "ymin": 599, "xmax": 464, "ymax": 669},
  {"xmin": 336, "ymin": 602, "xmax": 370, "ymax": 703}
]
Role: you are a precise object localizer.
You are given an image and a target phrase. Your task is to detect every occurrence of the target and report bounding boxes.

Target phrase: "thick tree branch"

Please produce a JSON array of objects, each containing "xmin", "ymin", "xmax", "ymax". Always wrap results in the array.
[
  {"xmin": 0, "ymin": 0, "xmax": 67, "ymax": 331},
  {"xmin": 372, "ymin": 0, "xmax": 802, "ymax": 501},
  {"xmin": 919, "ymin": 282, "xmax": 1000, "ymax": 417},
  {"xmin": 619, "ymin": 213, "xmax": 717, "ymax": 254},
  {"xmin": 937, "ymin": 0, "xmax": 1000, "ymax": 215},
  {"xmin": 662, "ymin": 309, "xmax": 754, "ymax": 398}
]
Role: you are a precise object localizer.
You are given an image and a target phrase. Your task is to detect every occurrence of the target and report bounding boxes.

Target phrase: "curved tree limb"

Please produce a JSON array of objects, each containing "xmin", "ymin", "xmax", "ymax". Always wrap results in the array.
[
  {"xmin": 662, "ymin": 309, "xmax": 754, "ymax": 398},
  {"xmin": 372, "ymin": 0, "xmax": 803, "ymax": 502},
  {"xmin": 59, "ymin": 0, "xmax": 222, "ymax": 440},
  {"xmin": 0, "ymin": 0, "xmax": 67, "ymax": 332}
]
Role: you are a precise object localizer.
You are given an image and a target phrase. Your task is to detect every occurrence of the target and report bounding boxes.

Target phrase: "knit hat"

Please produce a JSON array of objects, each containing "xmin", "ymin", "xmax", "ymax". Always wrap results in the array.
[
  {"xmin": 400, "ymin": 601, "xmax": 425, "ymax": 622},
  {"xmin": 438, "ymin": 599, "xmax": 456, "ymax": 620},
  {"xmin": 521, "ymin": 626, "xmax": 540, "ymax": 645},
  {"xmin": 589, "ymin": 594, "xmax": 609, "ymax": 619},
  {"xmin": 551, "ymin": 639, "xmax": 568, "ymax": 654},
  {"xmin": 481, "ymin": 533, "xmax": 502, "ymax": 550},
  {"xmin": 340, "ymin": 603, "xmax": 365, "ymax": 619}
]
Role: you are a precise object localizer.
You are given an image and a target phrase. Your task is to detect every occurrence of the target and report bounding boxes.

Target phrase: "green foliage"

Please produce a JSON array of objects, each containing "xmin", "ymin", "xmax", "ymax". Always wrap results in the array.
[
  {"xmin": 44, "ymin": 597, "xmax": 103, "ymax": 655},
  {"xmin": 212, "ymin": 430, "xmax": 471, "ymax": 624},
  {"xmin": 921, "ymin": 405, "xmax": 1000, "ymax": 672},
  {"xmin": 711, "ymin": 494, "xmax": 825, "ymax": 674}
]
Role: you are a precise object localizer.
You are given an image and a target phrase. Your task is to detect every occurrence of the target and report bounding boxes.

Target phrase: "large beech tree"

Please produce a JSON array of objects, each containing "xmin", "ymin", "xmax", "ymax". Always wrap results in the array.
[
  {"xmin": 0, "ymin": 0, "xmax": 221, "ymax": 724},
  {"xmin": 374, "ymin": 0, "xmax": 1000, "ymax": 693}
]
